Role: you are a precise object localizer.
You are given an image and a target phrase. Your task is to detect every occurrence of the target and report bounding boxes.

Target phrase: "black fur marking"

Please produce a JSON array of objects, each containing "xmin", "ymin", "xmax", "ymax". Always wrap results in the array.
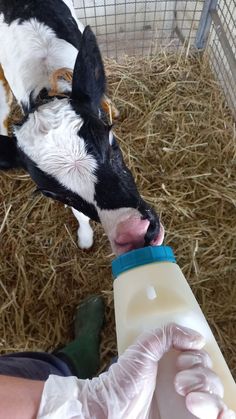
[
  {"xmin": 94, "ymin": 163, "xmax": 141, "ymax": 210},
  {"xmin": 18, "ymin": 149, "xmax": 100, "ymax": 221},
  {"xmin": 72, "ymin": 102, "xmax": 161, "ymax": 244},
  {"xmin": 71, "ymin": 26, "xmax": 106, "ymax": 109},
  {"xmin": 79, "ymin": 116, "xmax": 160, "ymax": 243},
  {"xmin": 0, "ymin": 0, "xmax": 82, "ymax": 50},
  {"xmin": 0, "ymin": 135, "xmax": 24, "ymax": 170},
  {"xmin": 77, "ymin": 109, "xmax": 110, "ymax": 161},
  {"xmin": 77, "ymin": 117, "xmax": 141, "ymax": 211}
]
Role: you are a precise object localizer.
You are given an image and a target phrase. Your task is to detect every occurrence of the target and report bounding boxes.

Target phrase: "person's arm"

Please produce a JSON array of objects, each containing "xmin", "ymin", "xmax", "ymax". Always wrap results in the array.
[
  {"xmin": 0, "ymin": 375, "xmax": 44, "ymax": 419},
  {"xmin": 37, "ymin": 324, "xmax": 235, "ymax": 419}
]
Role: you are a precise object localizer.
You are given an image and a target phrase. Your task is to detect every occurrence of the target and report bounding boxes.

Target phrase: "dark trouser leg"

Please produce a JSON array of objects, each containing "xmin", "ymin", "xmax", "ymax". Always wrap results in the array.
[{"xmin": 0, "ymin": 352, "xmax": 72, "ymax": 380}]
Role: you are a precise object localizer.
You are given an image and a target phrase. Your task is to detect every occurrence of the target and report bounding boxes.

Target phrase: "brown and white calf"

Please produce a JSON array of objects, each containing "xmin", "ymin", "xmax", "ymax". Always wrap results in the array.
[{"xmin": 0, "ymin": 0, "xmax": 164, "ymax": 255}]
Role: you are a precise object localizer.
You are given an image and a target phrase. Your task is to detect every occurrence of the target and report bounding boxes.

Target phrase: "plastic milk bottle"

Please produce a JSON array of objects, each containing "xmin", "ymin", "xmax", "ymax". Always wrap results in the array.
[{"xmin": 112, "ymin": 246, "xmax": 236, "ymax": 418}]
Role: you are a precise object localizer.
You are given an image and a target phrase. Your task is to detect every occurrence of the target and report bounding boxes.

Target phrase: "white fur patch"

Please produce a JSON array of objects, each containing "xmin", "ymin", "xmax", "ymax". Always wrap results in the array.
[
  {"xmin": 15, "ymin": 99, "xmax": 98, "ymax": 203},
  {"xmin": 0, "ymin": 16, "xmax": 78, "ymax": 105}
]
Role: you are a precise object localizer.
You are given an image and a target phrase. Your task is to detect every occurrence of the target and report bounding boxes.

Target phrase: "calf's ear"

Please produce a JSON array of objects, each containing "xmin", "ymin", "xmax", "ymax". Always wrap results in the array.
[
  {"xmin": 0, "ymin": 135, "xmax": 24, "ymax": 170},
  {"xmin": 71, "ymin": 26, "xmax": 106, "ymax": 109}
]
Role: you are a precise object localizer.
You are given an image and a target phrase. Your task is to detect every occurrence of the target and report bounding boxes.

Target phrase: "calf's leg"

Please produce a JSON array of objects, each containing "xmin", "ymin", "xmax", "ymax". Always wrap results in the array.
[{"xmin": 71, "ymin": 208, "xmax": 94, "ymax": 250}]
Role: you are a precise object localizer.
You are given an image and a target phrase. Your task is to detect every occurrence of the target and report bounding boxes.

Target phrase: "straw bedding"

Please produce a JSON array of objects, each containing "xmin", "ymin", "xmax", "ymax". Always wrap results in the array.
[{"xmin": 0, "ymin": 50, "xmax": 235, "ymax": 377}]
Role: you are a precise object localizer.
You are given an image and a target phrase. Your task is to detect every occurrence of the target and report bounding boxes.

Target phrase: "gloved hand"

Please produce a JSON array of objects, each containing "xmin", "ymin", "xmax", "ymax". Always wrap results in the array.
[
  {"xmin": 175, "ymin": 347, "xmax": 235, "ymax": 419},
  {"xmin": 38, "ymin": 324, "xmax": 235, "ymax": 419}
]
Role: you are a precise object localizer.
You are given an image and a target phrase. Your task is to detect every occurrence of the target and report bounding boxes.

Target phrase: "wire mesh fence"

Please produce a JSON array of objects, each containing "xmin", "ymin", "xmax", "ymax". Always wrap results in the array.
[
  {"xmin": 207, "ymin": 0, "xmax": 236, "ymax": 118},
  {"xmin": 74, "ymin": 1, "xmax": 205, "ymax": 56},
  {"xmin": 73, "ymin": 0, "xmax": 236, "ymax": 118}
]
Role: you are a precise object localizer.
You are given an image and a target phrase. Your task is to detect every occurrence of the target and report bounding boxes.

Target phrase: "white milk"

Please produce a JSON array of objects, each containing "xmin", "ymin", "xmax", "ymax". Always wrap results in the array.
[{"xmin": 112, "ymin": 246, "xmax": 236, "ymax": 418}]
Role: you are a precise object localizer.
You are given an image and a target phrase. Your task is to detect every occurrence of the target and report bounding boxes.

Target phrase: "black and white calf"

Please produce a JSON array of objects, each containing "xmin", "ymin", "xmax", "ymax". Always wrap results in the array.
[{"xmin": 0, "ymin": 0, "xmax": 164, "ymax": 255}]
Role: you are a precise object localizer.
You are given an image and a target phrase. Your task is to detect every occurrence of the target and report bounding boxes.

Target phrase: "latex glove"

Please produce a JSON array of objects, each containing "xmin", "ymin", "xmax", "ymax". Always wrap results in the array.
[
  {"xmin": 37, "ymin": 324, "xmax": 235, "ymax": 419},
  {"xmin": 175, "ymin": 349, "xmax": 235, "ymax": 419}
]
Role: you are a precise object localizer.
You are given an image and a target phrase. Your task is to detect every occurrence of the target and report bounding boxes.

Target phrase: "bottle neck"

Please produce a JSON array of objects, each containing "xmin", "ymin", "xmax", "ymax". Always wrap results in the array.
[{"xmin": 112, "ymin": 246, "xmax": 176, "ymax": 279}]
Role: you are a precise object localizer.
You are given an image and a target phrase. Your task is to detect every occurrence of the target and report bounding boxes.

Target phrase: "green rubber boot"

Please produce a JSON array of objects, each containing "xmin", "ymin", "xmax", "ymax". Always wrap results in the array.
[{"xmin": 56, "ymin": 295, "xmax": 105, "ymax": 379}]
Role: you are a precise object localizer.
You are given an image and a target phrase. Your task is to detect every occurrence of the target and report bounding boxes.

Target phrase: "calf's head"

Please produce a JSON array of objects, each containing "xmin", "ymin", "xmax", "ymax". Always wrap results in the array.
[{"xmin": 15, "ymin": 26, "xmax": 164, "ymax": 255}]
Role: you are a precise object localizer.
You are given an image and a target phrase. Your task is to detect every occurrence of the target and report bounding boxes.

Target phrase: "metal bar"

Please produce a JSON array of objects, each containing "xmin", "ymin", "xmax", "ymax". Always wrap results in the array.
[
  {"xmin": 211, "ymin": 9, "xmax": 236, "ymax": 87},
  {"xmin": 217, "ymin": 1, "xmax": 236, "ymax": 52},
  {"xmin": 171, "ymin": 1, "xmax": 185, "ymax": 46},
  {"xmin": 174, "ymin": 26, "xmax": 186, "ymax": 45},
  {"xmin": 210, "ymin": 46, "xmax": 236, "ymax": 120},
  {"xmin": 195, "ymin": 0, "xmax": 218, "ymax": 49}
]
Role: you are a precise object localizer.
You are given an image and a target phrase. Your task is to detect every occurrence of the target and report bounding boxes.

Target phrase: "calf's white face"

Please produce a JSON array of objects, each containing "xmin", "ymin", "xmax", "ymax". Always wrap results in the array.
[
  {"xmin": 16, "ymin": 99, "xmax": 97, "ymax": 205},
  {"xmin": 15, "ymin": 97, "xmax": 164, "ymax": 254},
  {"xmin": 2, "ymin": 25, "xmax": 164, "ymax": 254}
]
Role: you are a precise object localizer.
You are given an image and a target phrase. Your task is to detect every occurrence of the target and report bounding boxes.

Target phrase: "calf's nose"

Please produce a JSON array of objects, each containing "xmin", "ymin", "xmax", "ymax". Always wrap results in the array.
[{"xmin": 114, "ymin": 217, "xmax": 164, "ymax": 255}]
